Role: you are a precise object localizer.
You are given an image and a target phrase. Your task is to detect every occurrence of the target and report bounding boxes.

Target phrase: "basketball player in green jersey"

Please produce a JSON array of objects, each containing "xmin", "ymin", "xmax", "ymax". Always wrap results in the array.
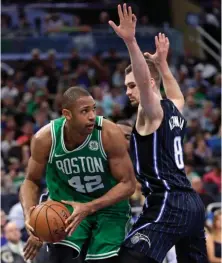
[{"xmin": 20, "ymin": 86, "xmax": 136, "ymax": 263}]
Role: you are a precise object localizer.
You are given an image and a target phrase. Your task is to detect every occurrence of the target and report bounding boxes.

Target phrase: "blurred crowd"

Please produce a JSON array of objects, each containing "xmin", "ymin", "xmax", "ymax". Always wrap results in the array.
[
  {"xmin": 1, "ymin": 1, "xmax": 221, "ymax": 263},
  {"xmin": 1, "ymin": 44, "xmax": 221, "ymax": 261}
]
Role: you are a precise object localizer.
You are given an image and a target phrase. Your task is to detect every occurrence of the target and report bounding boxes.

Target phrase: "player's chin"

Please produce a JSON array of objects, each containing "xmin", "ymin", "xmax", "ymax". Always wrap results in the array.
[
  {"xmin": 131, "ymin": 101, "xmax": 139, "ymax": 107},
  {"xmin": 84, "ymin": 126, "xmax": 94, "ymax": 134}
]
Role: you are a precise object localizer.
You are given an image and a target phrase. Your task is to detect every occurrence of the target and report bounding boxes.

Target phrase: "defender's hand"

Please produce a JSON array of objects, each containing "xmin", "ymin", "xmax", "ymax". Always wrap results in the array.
[
  {"xmin": 61, "ymin": 200, "xmax": 92, "ymax": 236},
  {"xmin": 144, "ymin": 33, "xmax": 170, "ymax": 66},
  {"xmin": 109, "ymin": 4, "xmax": 137, "ymax": 43},
  {"xmin": 23, "ymin": 236, "xmax": 43, "ymax": 261}
]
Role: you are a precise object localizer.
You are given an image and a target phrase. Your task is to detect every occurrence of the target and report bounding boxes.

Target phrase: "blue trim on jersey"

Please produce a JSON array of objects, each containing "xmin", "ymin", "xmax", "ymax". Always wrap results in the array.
[
  {"xmin": 153, "ymin": 132, "xmax": 171, "ymax": 190},
  {"xmin": 132, "ymin": 134, "xmax": 152, "ymax": 192},
  {"xmin": 125, "ymin": 191, "xmax": 168, "ymax": 240}
]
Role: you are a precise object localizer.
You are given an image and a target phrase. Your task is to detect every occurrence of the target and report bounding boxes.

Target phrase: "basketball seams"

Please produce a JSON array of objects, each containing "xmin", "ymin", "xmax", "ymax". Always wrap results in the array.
[
  {"xmin": 46, "ymin": 206, "xmax": 55, "ymax": 242},
  {"xmin": 43, "ymin": 203, "xmax": 68, "ymax": 229},
  {"xmin": 34, "ymin": 205, "xmax": 47, "ymax": 237}
]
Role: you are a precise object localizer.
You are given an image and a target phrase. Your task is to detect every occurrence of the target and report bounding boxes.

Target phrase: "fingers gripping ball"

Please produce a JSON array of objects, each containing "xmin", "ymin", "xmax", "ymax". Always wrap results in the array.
[{"xmin": 29, "ymin": 201, "xmax": 71, "ymax": 243}]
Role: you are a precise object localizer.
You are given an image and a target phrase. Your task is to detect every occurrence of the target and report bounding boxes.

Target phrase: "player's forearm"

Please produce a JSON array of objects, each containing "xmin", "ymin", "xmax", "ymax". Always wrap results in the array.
[
  {"xmin": 125, "ymin": 38, "xmax": 152, "ymax": 96},
  {"xmin": 87, "ymin": 180, "xmax": 135, "ymax": 214},
  {"xmin": 157, "ymin": 61, "xmax": 184, "ymax": 101},
  {"xmin": 19, "ymin": 179, "xmax": 41, "ymax": 219}
]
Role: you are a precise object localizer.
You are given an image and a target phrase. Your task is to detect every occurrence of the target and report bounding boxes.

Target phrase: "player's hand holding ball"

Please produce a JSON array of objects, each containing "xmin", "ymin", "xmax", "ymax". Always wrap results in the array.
[
  {"xmin": 108, "ymin": 3, "xmax": 137, "ymax": 43},
  {"xmin": 61, "ymin": 200, "xmax": 92, "ymax": 236},
  {"xmin": 23, "ymin": 200, "xmax": 71, "ymax": 260},
  {"xmin": 24, "ymin": 206, "xmax": 43, "ymax": 261}
]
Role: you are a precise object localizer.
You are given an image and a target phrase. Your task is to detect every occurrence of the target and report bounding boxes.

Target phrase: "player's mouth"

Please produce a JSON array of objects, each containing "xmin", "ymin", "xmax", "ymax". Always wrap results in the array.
[{"xmin": 86, "ymin": 123, "xmax": 95, "ymax": 130}]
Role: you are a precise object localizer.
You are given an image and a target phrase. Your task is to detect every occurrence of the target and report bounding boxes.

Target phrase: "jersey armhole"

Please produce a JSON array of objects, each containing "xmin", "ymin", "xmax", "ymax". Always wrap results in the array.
[
  {"xmin": 98, "ymin": 116, "xmax": 107, "ymax": 160},
  {"xmin": 48, "ymin": 121, "xmax": 56, "ymax": 164}
]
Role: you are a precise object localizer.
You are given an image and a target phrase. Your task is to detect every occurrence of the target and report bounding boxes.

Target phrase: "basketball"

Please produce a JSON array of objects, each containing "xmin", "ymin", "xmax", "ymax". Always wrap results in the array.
[{"xmin": 29, "ymin": 200, "xmax": 71, "ymax": 243}]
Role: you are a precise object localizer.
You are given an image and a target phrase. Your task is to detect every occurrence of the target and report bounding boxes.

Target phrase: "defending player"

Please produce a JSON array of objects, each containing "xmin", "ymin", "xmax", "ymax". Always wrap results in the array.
[
  {"xmin": 20, "ymin": 86, "xmax": 136, "ymax": 263},
  {"xmin": 109, "ymin": 4, "xmax": 208, "ymax": 263}
]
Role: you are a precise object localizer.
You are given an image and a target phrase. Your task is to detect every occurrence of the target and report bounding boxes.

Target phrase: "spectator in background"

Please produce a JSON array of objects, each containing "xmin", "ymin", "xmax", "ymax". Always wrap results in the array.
[
  {"xmin": 45, "ymin": 13, "xmax": 64, "ymax": 35},
  {"xmin": 206, "ymin": 210, "xmax": 222, "ymax": 263},
  {"xmin": 1, "ymin": 221, "xmax": 27, "ymax": 263},
  {"xmin": 185, "ymin": 161, "xmax": 200, "ymax": 182},
  {"xmin": 1, "ymin": 76, "xmax": 19, "ymax": 100},
  {"xmin": 1, "ymin": 210, "xmax": 7, "ymax": 246},
  {"xmin": 8, "ymin": 202, "xmax": 25, "ymax": 234},
  {"xmin": 183, "ymin": 95, "xmax": 201, "ymax": 120},
  {"xmin": 24, "ymin": 49, "xmax": 43, "ymax": 77},
  {"xmin": 186, "ymin": 118, "xmax": 201, "ymax": 141},
  {"xmin": 99, "ymin": 11, "xmax": 110, "ymax": 26},
  {"xmin": 26, "ymin": 90, "xmax": 47, "ymax": 116},
  {"xmin": 91, "ymin": 86, "xmax": 114, "ymax": 117},
  {"xmin": 33, "ymin": 110, "xmax": 49, "ymax": 133},
  {"xmin": 70, "ymin": 49, "xmax": 81, "ymax": 71},
  {"xmin": 200, "ymin": 101, "xmax": 215, "ymax": 132},
  {"xmin": 191, "ymin": 176, "xmax": 215, "ymax": 208},
  {"xmin": 1, "ymin": 14, "xmax": 12, "ymax": 37},
  {"xmin": 203, "ymin": 160, "xmax": 221, "ymax": 198},
  {"xmin": 112, "ymin": 62, "xmax": 125, "ymax": 88},
  {"xmin": 184, "ymin": 142, "xmax": 204, "ymax": 168},
  {"xmin": 104, "ymin": 48, "xmax": 121, "ymax": 74},
  {"xmin": 195, "ymin": 137, "xmax": 212, "ymax": 163},
  {"xmin": 207, "ymin": 125, "xmax": 221, "ymax": 157},
  {"xmin": 207, "ymin": 73, "xmax": 221, "ymax": 106},
  {"xmin": 14, "ymin": 14, "xmax": 32, "ymax": 37},
  {"xmin": 27, "ymin": 66, "xmax": 49, "ymax": 91},
  {"xmin": 1, "ymin": 130, "xmax": 17, "ymax": 159}
]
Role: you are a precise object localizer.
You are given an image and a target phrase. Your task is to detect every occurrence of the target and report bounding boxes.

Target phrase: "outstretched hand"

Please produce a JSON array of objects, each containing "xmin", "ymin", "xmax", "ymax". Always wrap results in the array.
[
  {"xmin": 144, "ymin": 33, "xmax": 170, "ymax": 66},
  {"xmin": 109, "ymin": 3, "xmax": 137, "ymax": 43}
]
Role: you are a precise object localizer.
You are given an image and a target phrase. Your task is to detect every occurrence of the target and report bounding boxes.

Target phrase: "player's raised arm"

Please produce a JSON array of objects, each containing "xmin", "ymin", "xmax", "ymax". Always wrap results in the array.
[
  {"xmin": 86, "ymin": 119, "xmax": 136, "ymax": 213},
  {"xmin": 144, "ymin": 33, "xmax": 185, "ymax": 112},
  {"xmin": 109, "ymin": 4, "xmax": 163, "ymax": 119}
]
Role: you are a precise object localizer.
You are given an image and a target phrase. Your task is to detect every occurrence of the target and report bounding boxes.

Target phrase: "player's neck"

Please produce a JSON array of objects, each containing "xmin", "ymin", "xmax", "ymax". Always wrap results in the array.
[{"xmin": 64, "ymin": 122, "xmax": 88, "ymax": 150}]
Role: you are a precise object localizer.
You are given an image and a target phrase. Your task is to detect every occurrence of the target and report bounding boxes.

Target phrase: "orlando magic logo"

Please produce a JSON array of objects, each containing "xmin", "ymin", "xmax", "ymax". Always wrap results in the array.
[{"xmin": 131, "ymin": 232, "xmax": 151, "ymax": 247}]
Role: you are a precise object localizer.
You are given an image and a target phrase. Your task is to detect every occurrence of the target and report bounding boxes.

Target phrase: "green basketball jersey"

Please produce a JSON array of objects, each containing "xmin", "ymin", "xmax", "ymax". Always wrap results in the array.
[{"xmin": 46, "ymin": 116, "xmax": 130, "ymax": 214}]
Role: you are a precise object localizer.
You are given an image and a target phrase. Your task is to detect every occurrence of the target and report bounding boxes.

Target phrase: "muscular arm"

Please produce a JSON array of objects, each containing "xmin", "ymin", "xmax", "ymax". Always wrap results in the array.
[
  {"xmin": 19, "ymin": 124, "xmax": 52, "ymax": 219},
  {"xmin": 126, "ymin": 39, "xmax": 163, "ymax": 119},
  {"xmin": 158, "ymin": 61, "xmax": 185, "ymax": 112},
  {"xmin": 87, "ymin": 119, "xmax": 136, "ymax": 213}
]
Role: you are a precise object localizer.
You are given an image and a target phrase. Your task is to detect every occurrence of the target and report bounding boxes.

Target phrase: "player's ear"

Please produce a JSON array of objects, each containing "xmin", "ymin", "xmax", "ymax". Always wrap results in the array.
[
  {"xmin": 62, "ymin": 109, "xmax": 72, "ymax": 121},
  {"xmin": 150, "ymin": 78, "xmax": 156, "ymax": 89}
]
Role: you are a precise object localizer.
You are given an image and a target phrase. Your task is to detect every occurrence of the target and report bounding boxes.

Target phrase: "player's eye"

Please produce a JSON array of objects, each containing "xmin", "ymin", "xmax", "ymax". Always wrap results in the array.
[
  {"xmin": 81, "ymin": 109, "xmax": 87, "ymax": 114},
  {"xmin": 129, "ymin": 84, "xmax": 135, "ymax": 89},
  {"xmin": 125, "ymin": 134, "xmax": 131, "ymax": 141}
]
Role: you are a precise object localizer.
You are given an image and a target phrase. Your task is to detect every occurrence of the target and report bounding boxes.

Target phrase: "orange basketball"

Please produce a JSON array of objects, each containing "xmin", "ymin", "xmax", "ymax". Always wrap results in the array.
[{"xmin": 29, "ymin": 200, "xmax": 71, "ymax": 243}]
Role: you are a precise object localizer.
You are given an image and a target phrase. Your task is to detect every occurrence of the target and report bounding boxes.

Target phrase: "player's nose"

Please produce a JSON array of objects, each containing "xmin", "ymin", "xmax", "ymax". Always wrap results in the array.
[
  {"xmin": 126, "ymin": 87, "xmax": 131, "ymax": 96},
  {"xmin": 88, "ymin": 110, "xmax": 96, "ymax": 121}
]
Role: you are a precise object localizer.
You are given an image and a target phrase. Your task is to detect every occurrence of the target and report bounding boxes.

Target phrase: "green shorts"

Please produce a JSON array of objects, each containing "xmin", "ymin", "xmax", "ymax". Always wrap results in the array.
[{"xmin": 55, "ymin": 211, "xmax": 130, "ymax": 261}]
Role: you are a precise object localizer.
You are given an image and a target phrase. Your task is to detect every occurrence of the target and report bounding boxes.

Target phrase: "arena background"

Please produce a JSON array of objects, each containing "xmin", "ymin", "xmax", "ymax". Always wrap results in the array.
[{"xmin": 1, "ymin": 0, "xmax": 221, "ymax": 262}]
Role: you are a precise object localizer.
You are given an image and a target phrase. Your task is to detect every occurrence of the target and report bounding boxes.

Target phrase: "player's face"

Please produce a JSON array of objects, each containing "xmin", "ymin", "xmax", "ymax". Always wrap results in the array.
[
  {"xmin": 117, "ymin": 124, "xmax": 132, "ymax": 150},
  {"xmin": 125, "ymin": 72, "xmax": 140, "ymax": 107},
  {"xmin": 62, "ymin": 96, "xmax": 96, "ymax": 136}
]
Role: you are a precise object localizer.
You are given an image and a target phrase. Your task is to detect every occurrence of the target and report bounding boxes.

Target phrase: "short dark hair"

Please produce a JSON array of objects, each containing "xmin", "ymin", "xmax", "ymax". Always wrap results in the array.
[
  {"xmin": 125, "ymin": 58, "xmax": 161, "ymax": 87},
  {"xmin": 62, "ymin": 86, "xmax": 90, "ymax": 110}
]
